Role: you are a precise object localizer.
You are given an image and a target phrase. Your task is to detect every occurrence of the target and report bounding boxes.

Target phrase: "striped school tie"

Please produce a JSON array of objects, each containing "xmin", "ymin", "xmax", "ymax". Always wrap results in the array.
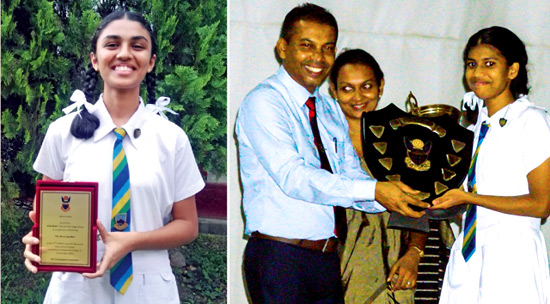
[
  {"xmin": 111, "ymin": 128, "xmax": 133, "ymax": 294},
  {"xmin": 462, "ymin": 122, "xmax": 490, "ymax": 262}
]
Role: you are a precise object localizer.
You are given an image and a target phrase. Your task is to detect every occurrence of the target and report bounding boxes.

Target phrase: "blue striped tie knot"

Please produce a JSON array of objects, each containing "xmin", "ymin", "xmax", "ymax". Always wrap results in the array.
[
  {"xmin": 111, "ymin": 128, "xmax": 133, "ymax": 294},
  {"xmin": 462, "ymin": 122, "xmax": 490, "ymax": 262}
]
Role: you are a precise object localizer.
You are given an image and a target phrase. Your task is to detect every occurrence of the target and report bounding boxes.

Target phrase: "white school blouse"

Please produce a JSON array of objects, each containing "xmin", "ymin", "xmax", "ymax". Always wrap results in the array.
[
  {"xmin": 440, "ymin": 96, "xmax": 550, "ymax": 304},
  {"xmin": 34, "ymin": 96, "xmax": 204, "ymax": 303}
]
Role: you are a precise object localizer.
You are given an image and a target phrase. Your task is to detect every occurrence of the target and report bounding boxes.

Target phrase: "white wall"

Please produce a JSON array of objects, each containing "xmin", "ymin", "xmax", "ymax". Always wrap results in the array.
[{"xmin": 229, "ymin": 1, "xmax": 550, "ymax": 302}]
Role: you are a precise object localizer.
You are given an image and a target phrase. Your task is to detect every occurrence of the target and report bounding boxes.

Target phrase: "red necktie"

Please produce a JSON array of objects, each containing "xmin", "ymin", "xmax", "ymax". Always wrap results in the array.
[{"xmin": 305, "ymin": 97, "xmax": 347, "ymax": 242}]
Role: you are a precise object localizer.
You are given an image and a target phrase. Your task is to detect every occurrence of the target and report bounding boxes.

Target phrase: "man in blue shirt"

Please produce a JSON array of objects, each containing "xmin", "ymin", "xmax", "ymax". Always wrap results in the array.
[{"xmin": 235, "ymin": 3, "xmax": 428, "ymax": 303}]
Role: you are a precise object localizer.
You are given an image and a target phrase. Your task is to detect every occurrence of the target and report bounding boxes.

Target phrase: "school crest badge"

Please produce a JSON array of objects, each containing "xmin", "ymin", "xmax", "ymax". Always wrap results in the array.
[
  {"xmin": 113, "ymin": 213, "xmax": 129, "ymax": 231},
  {"xmin": 61, "ymin": 195, "xmax": 71, "ymax": 212}
]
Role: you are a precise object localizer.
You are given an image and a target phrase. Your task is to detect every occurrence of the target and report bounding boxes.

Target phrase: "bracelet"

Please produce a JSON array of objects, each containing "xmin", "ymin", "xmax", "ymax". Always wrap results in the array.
[{"xmin": 409, "ymin": 245, "xmax": 424, "ymax": 258}]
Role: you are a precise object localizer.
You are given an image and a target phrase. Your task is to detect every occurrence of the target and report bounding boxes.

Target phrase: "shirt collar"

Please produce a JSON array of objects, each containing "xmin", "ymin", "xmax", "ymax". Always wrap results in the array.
[
  {"xmin": 481, "ymin": 95, "xmax": 532, "ymax": 127},
  {"xmin": 92, "ymin": 94, "xmax": 149, "ymax": 150},
  {"xmin": 276, "ymin": 66, "xmax": 322, "ymax": 107}
]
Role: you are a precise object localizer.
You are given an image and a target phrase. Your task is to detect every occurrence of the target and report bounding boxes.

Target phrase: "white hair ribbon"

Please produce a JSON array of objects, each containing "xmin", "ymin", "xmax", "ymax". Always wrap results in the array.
[
  {"xmin": 62, "ymin": 90, "xmax": 94, "ymax": 115},
  {"xmin": 146, "ymin": 96, "xmax": 178, "ymax": 119},
  {"xmin": 462, "ymin": 91, "xmax": 484, "ymax": 111}
]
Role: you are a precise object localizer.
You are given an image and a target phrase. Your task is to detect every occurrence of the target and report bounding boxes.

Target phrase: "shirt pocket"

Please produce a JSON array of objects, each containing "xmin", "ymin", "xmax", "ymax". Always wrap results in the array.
[
  {"xmin": 329, "ymin": 137, "xmax": 346, "ymax": 171},
  {"xmin": 138, "ymin": 272, "xmax": 179, "ymax": 304}
]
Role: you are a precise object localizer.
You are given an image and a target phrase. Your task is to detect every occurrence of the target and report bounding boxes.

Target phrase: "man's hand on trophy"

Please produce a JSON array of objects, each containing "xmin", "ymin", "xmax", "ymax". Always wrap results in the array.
[{"xmin": 375, "ymin": 181, "xmax": 429, "ymax": 218}]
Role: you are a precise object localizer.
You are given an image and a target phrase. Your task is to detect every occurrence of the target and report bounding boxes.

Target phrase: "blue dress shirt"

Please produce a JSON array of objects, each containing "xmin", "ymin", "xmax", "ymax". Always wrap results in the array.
[{"xmin": 236, "ymin": 67, "xmax": 385, "ymax": 240}]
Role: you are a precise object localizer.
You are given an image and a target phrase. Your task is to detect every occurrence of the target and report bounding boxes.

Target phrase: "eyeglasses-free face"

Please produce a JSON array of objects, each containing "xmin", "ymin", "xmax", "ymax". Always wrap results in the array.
[
  {"xmin": 276, "ymin": 20, "xmax": 337, "ymax": 94},
  {"xmin": 91, "ymin": 19, "xmax": 156, "ymax": 94}
]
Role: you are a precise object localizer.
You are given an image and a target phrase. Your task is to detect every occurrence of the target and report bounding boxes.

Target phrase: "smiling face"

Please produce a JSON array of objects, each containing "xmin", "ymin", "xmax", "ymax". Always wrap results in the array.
[
  {"xmin": 276, "ymin": 20, "xmax": 336, "ymax": 93},
  {"xmin": 90, "ymin": 18, "xmax": 156, "ymax": 93},
  {"xmin": 465, "ymin": 43, "xmax": 518, "ymax": 107},
  {"xmin": 330, "ymin": 63, "xmax": 384, "ymax": 121}
]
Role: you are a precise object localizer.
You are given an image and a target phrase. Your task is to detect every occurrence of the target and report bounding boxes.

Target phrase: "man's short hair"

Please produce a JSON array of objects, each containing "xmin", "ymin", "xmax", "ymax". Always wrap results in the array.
[{"xmin": 280, "ymin": 3, "xmax": 338, "ymax": 42}]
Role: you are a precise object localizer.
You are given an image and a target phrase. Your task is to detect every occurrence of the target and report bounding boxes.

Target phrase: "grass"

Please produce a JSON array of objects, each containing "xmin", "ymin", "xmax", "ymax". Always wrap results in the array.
[{"xmin": 1, "ymin": 201, "xmax": 227, "ymax": 304}]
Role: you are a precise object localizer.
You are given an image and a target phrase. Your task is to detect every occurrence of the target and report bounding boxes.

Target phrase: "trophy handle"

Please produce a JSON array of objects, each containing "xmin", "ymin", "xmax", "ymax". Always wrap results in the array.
[
  {"xmin": 405, "ymin": 91, "xmax": 419, "ymax": 116},
  {"xmin": 389, "ymin": 116, "xmax": 447, "ymax": 138}
]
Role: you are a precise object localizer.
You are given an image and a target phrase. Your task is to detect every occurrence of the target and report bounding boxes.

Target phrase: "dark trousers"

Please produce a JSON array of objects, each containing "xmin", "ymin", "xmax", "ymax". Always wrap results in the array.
[{"xmin": 243, "ymin": 237, "xmax": 344, "ymax": 304}]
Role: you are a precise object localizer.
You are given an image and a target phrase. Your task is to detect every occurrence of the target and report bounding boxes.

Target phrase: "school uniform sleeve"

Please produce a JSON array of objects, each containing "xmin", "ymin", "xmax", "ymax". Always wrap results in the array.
[
  {"xmin": 33, "ymin": 116, "xmax": 73, "ymax": 180},
  {"xmin": 521, "ymin": 108, "xmax": 550, "ymax": 174},
  {"xmin": 173, "ymin": 129, "xmax": 205, "ymax": 202}
]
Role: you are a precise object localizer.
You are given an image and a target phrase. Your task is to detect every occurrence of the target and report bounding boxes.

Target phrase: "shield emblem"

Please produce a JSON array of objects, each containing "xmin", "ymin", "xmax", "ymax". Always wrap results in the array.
[
  {"xmin": 61, "ymin": 195, "xmax": 71, "ymax": 212},
  {"xmin": 113, "ymin": 213, "xmax": 129, "ymax": 231},
  {"xmin": 361, "ymin": 103, "xmax": 473, "ymax": 231}
]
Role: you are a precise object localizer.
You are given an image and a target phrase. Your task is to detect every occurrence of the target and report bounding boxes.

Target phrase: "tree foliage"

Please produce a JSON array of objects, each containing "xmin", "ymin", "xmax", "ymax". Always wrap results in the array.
[{"xmin": 1, "ymin": 0, "xmax": 227, "ymax": 203}]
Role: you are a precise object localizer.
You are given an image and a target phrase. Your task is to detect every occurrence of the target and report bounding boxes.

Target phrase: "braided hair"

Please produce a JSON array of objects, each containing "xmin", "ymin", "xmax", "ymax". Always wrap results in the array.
[
  {"xmin": 146, "ymin": 67, "xmax": 156, "ymax": 105},
  {"xmin": 70, "ymin": 10, "xmax": 158, "ymax": 139}
]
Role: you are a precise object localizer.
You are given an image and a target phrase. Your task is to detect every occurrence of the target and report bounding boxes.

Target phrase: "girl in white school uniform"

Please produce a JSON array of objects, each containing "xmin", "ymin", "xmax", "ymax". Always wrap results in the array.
[
  {"xmin": 432, "ymin": 26, "xmax": 550, "ymax": 303},
  {"xmin": 22, "ymin": 11, "xmax": 205, "ymax": 303}
]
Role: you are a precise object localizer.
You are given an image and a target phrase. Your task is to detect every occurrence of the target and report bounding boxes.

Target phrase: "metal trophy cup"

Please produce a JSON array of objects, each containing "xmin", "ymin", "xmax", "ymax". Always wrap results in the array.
[{"xmin": 361, "ymin": 92, "xmax": 473, "ymax": 232}]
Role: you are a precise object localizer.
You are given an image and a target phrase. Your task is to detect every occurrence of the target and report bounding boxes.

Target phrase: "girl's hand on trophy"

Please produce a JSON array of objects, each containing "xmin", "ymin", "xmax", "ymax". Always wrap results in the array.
[{"xmin": 432, "ymin": 188, "xmax": 472, "ymax": 209}]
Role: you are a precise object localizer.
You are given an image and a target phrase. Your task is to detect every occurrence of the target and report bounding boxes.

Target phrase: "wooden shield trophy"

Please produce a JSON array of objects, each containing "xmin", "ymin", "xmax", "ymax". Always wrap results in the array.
[{"xmin": 361, "ymin": 93, "xmax": 473, "ymax": 232}]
